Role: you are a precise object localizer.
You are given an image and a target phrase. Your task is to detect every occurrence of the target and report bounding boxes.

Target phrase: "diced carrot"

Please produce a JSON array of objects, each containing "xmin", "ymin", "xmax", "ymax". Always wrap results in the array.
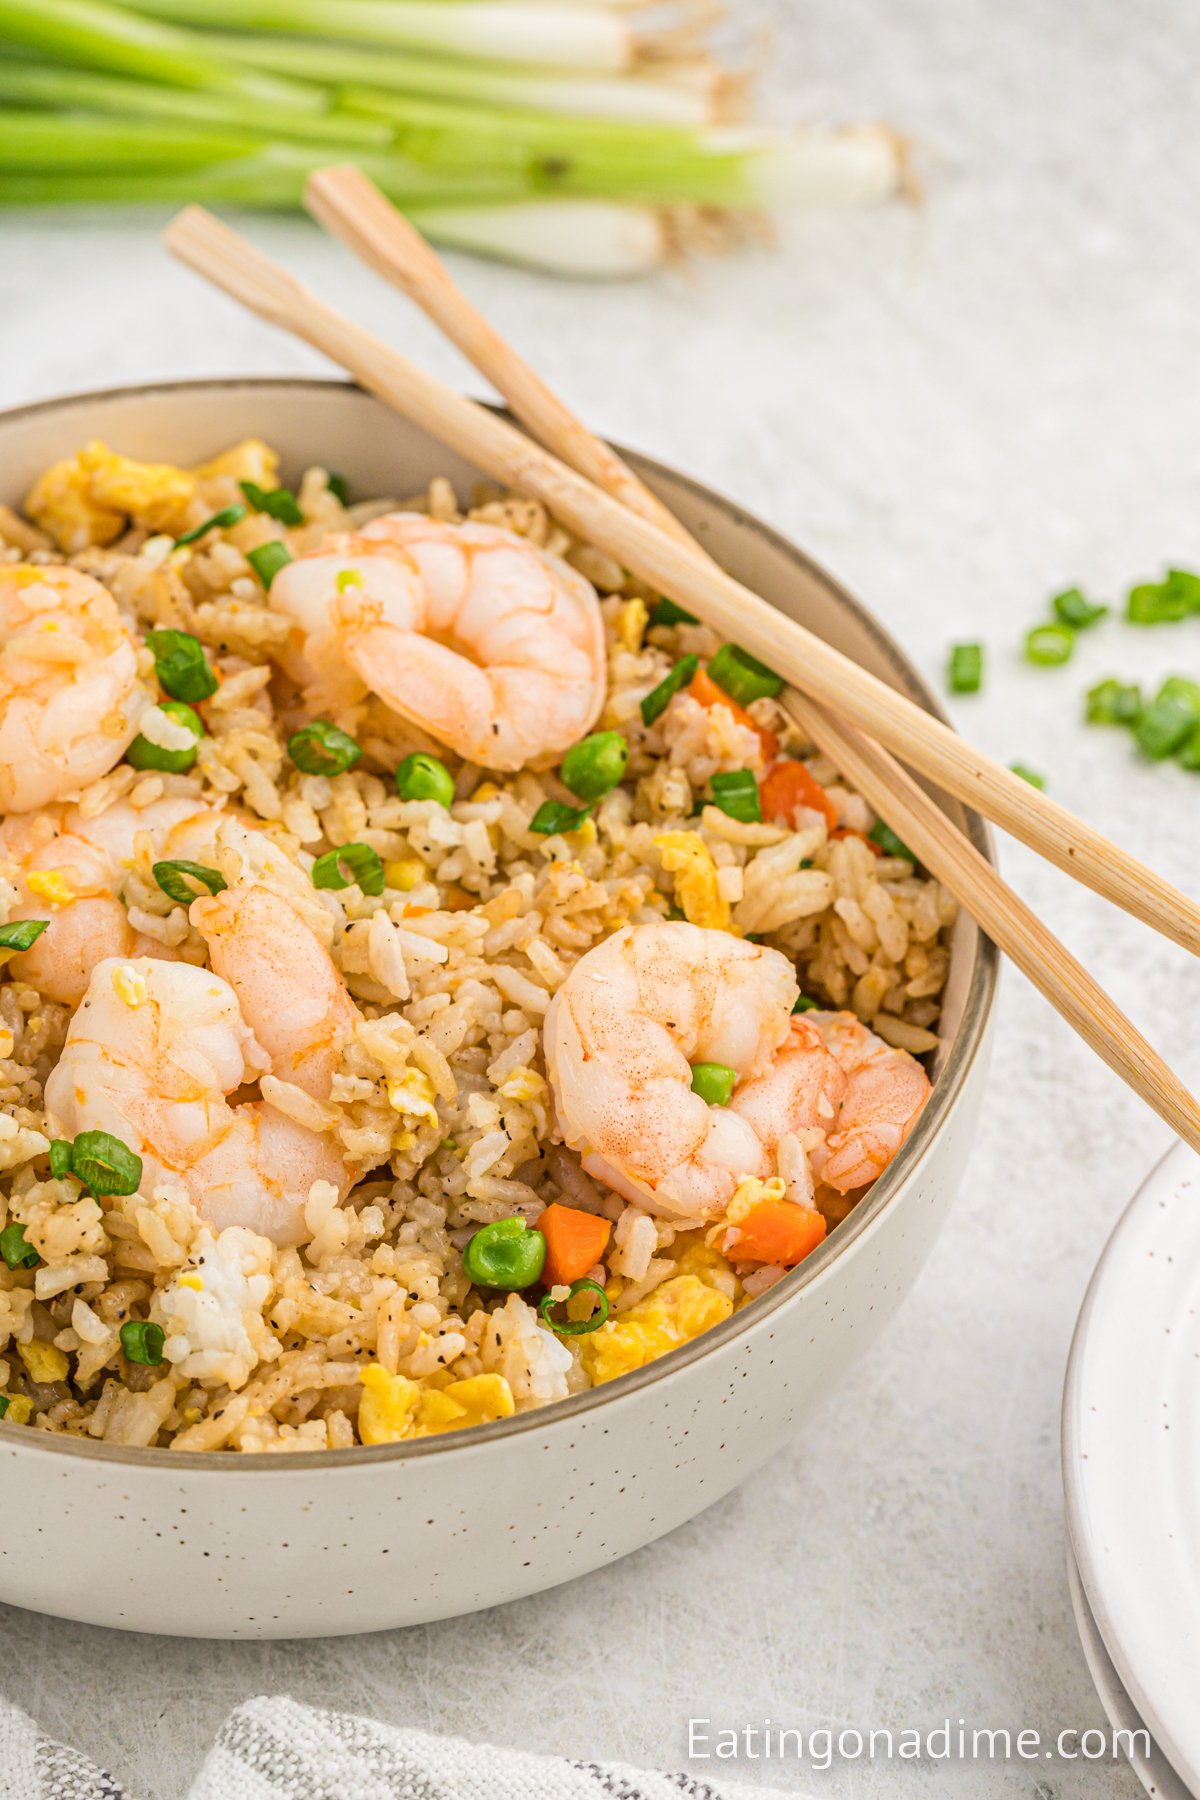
[
  {"xmin": 688, "ymin": 666, "xmax": 778, "ymax": 761},
  {"xmin": 829, "ymin": 825, "xmax": 883, "ymax": 856},
  {"xmin": 725, "ymin": 1200, "xmax": 827, "ymax": 1267},
  {"xmin": 538, "ymin": 1203, "xmax": 613, "ymax": 1288},
  {"xmin": 758, "ymin": 759, "xmax": 838, "ymax": 833}
]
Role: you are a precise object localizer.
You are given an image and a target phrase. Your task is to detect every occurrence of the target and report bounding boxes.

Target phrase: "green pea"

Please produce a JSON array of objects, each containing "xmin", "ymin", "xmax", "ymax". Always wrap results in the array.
[
  {"xmin": 126, "ymin": 701, "xmax": 204, "ymax": 774},
  {"xmin": 690, "ymin": 1061, "xmax": 737, "ymax": 1106},
  {"xmin": 396, "ymin": 752, "xmax": 455, "ymax": 808},
  {"xmin": 560, "ymin": 731, "xmax": 629, "ymax": 803},
  {"xmin": 462, "ymin": 1217, "xmax": 547, "ymax": 1291}
]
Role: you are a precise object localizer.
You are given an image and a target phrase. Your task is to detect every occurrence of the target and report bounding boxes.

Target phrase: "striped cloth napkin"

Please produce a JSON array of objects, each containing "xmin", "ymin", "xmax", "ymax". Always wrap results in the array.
[{"xmin": 1, "ymin": 1695, "xmax": 798, "ymax": 1800}]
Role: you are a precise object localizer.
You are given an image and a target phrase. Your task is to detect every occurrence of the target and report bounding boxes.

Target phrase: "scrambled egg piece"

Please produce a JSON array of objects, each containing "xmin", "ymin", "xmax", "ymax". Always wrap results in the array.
[
  {"xmin": 358, "ymin": 1366, "xmax": 515, "ymax": 1444},
  {"xmin": 582, "ymin": 1267, "xmax": 735, "ymax": 1387},
  {"xmin": 654, "ymin": 831, "xmax": 731, "ymax": 932},
  {"xmin": 25, "ymin": 441, "xmax": 196, "ymax": 550},
  {"xmin": 23, "ymin": 458, "xmax": 124, "ymax": 554},
  {"xmin": 24, "ymin": 870, "xmax": 74, "ymax": 907},
  {"xmin": 616, "ymin": 597, "xmax": 649, "ymax": 652},
  {"xmin": 386, "ymin": 1068, "xmax": 439, "ymax": 1128},
  {"xmin": 0, "ymin": 1396, "xmax": 32, "ymax": 1426},
  {"xmin": 111, "ymin": 963, "xmax": 148, "ymax": 1009},
  {"xmin": 190, "ymin": 437, "xmax": 279, "ymax": 490},
  {"xmin": 18, "ymin": 1342, "xmax": 69, "ymax": 1385}
]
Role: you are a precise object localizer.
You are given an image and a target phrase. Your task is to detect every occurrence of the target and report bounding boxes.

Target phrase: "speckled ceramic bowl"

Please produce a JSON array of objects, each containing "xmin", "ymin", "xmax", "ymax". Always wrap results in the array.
[{"xmin": 0, "ymin": 379, "xmax": 998, "ymax": 1638}]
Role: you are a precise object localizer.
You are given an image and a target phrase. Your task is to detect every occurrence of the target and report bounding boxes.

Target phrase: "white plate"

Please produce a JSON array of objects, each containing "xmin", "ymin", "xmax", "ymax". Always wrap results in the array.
[{"xmin": 1063, "ymin": 1140, "xmax": 1200, "ymax": 1794}]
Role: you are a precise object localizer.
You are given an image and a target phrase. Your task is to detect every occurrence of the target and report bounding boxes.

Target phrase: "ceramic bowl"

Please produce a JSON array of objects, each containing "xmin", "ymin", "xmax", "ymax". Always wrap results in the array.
[{"xmin": 0, "ymin": 378, "xmax": 997, "ymax": 1638}]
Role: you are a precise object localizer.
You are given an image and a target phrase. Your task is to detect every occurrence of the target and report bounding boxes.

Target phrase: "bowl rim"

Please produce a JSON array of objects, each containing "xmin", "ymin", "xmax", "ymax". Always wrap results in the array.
[{"xmin": 0, "ymin": 374, "xmax": 998, "ymax": 1472}]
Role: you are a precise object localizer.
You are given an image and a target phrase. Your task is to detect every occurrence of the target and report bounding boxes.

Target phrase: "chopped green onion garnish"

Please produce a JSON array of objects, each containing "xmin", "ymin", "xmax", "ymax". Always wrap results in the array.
[
  {"xmin": 239, "ymin": 479, "xmax": 304, "ymax": 526},
  {"xmin": 1009, "ymin": 763, "xmax": 1046, "ymax": 790},
  {"xmin": 120, "ymin": 1320, "xmax": 164, "ymax": 1367},
  {"xmin": 288, "ymin": 720, "xmax": 362, "ymax": 777},
  {"xmin": 1135, "ymin": 696, "xmax": 1197, "ymax": 761},
  {"xmin": 246, "ymin": 541, "xmax": 293, "ymax": 589},
  {"xmin": 126, "ymin": 700, "xmax": 204, "ymax": 774},
  {"xmin": 540, "ymin": 1277, "xmax": 610, "ymax": 1338},
  {"xmin": 1126, "ymin": 577, "xmax": 1191, "ymax": 624},
  {"xmin": 868, "ymin": 820, "xmax": 915, "ymax": 861},
  {"xmin": 1085, "ymin": 679, "xmax": 1143, "ymax": 726},
  {"xmin": 173, "ymin": 504, "xmax": 246, "ymax": 549},
  {"xmin": 948, "ymin": 642, "xmax": 983, "ymax": 694},
  {"xmin": 1051, "ymin": 587, "xmax": 1108, "ymax": 630},
  {"xmin": 70, "ymin": 1130, "xmax": 142, "ymax": 1197},
  {"xmin": 560, "ymin": 731, "xmax": 628, "ymax": 803},
  {"xmin": 649, "ymin": 597, "xmax": 698, "ymax": 628},
  {"xmin": 311, "ymin": 842, "xmax": 385, "ymax": 896},
  {"xmin": 327, "ymin": 473, "xmax": 351, "ymax": 507},
  {"xmin": 708, "ymin": 768, "xmax": 761, "ymax": 824},
  {"xmin": 690, "ymin": 1061, "xmax": 737, "ymax": 1106},
  {"xmin": 0, "ymin": 1397, "xmax": 9, "ymax": 1420},
  {"xmin": 145, "ymin": 628, "xmax": 218, "ymax": 703},
  {"xmin": 1156, "ymin": 676, "xmax": 1200, "ymax": 715},
  {"xmin": 529, "ymin": 800, "xmax": 592, "ymax": 836},
  {"xmin": 792, "ymin": 994, "xmax": 819, "ymax": 1014},
  {"xmin": 1178, "ymin": 725, "xmax": 1200, "ymax": 771},
  {"xmin": 640, "ymin": 654, "xmax": 698, "ymax": 727},
  {"xmin": 395, "ymin": 751, "xmax": 455, "ymax": 808},
  {"xmin": 48, "ymin": 1140, "xmax": 73, "ymax": 1179},
  {"xmin": 0, "ymin": 1224, "xmax": 37, "ymax": 1270},
  {"xmin": 707, "ymin": 642, "xmax": 783, "ymax": 706},
  {"xmin": 0, "ymin": 919, "xmax": 48, "ymax": 954},
  {"xmin": 153, "ymin": 860, "xmax": 227, "ymax": 907},
  {"xmin": 1024, "ymin": 623, "xmax": 1074, "ymax": 667}
]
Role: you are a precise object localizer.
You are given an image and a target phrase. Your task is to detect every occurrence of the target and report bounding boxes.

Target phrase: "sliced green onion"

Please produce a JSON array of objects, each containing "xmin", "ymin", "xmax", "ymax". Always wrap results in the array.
[
  {"xmin": 239, "ymin": 478, "xmax": 304, "ymax": 526},
  {"xmin": 145, "ymin": 627, "xmax": 218, "ymax": 702},
  {"xmin": 690, "ymin": 1061, "xmax": 737, "ymax": 1106},
  {"xmin": 708, "ymin": 769, "xmax": 761, "ymax": 824},
  {"xmin": 327, "ymin": 472, "xmax": 350, "ymax": 506},
  {"xmin": 48, "ymin": 1140, "xmax": 74, "ymax": 1179},
  {"xmin": 1009, "ymin": 763, "xmax": 1046, "ymax": 790},
  {"xmin": 311, "ymin": 842, "xmax": 385, "ymax": 896},
  {"xmin": 1127, "ymin": 580, "xmax": 1190, "ymax": 625},
  {"xmin": 0, "ymin": 1397, "xmax": 9, "ymax": 1420},
  {"xmin": 120, "ymin": 1319, "xmax": 165, "ymax": 1366},
  {"xmin": 649, "ymin": 596, "xmax": 698, "ymax": 627},
  {"xmin": 1051, "ymin": 587, "xmax": 1108, "ymax": 630},
  {"xmin": 126, "ymin": 700, "xmax": 204, "ymax": 773},
  {"xmin": 1156, "ymin": 676, "xmax": 1200, "ymax": 715},
  {"xmin": 560, "ymin": 731, "xmax": 628, "ymax": 803},
  {"xmin": 0, "ymin": 1224, "xmax": 38, "ymax": 1270},
  {"xmin": 395, "ymin": 751, "xmax": 455, "ymax": 808},
  {"xmin": 173, "ymin": 504, "xmax": 246, "ymax": 548},
  {"xmin": 540, "ymin": 1277, "xmax": 610, "ymax": 1337},
  {"xmin": 153, "ymin": 859, "xmax": 227, "ymax": 906},
  {"xmin": 1135, "ymin": 696, "xmax": 1197, "ymax": 761},
  {"xmin": 70, "ymin": 1130, "xmax": 143, "ymax": 1197},
  {"xmin": 1178, "ymin": 725, "xmax": 1200, "ymax": 772},
  {"xmin": 640, "ymin": 654, "xmax": 698, "ymax": 726},
  {"xmin": 868, "ymin": 819, "xmax": 915, "ymax": 862},
  {"xmin": 792, "ymin": 994, "xmax": 819, "ymax": 1014},
  {"xmin": 246, "ymin": 540, "xmax": 293, "ymax": 589},
  {"xmin": 1024, "ymin": 623, "xmax": 1074, "ymax": 667},
  {"xmin": 288, "ymin": 719, "xmax": 362, "ymax": 778},
  {"xmin": 0, "ymin": 919, "xmax": 48, "ymax": 954},
  {"xmin": 947, "ymin": 642, "xmax": 983, "ymax": 695},
  {"xmin": 529, "ymin": 799, "xmax": 592, "ymax": 836},
  {"xmin": 1085, "ymin": 679, "xmax": 1143, "ymax": 726},
  {"xmin": 706, "ymin": 642, "xmax": 783, "ymax": 705}
]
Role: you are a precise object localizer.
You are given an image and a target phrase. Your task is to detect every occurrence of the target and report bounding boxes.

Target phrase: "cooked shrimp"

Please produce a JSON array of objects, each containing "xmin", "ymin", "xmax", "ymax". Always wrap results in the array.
[
  {"xmin": 44, "ymin": 888, "xmax": 357, "ymax": 1245},
  {"xmin": 270, "ymin": 514, "xmax": 606, "ymax": 770},
  {"xmin": 808, "ymin": 1010, "xmax": 931, "ymax": 1194},
  {"xmin": 0, "ymin": 564, "xmax": 150, "ymax": 813}
]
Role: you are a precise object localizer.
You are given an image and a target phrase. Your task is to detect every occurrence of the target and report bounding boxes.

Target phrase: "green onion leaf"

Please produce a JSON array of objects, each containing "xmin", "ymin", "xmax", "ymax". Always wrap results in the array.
[
  {"xmin": 70, "ymin": 1130, "xmax": 142, "ymax": 1197},
  {"xmin": 287, "ymin": 720, "xmax": 362, "ymax": 777},
  {"xmin": 239, "ymin": 479, "xmax": 304, "ymax": 526},
  {"xmin": 327, "ymin": 472, "xmax": 351, "ymax": 507},
  {"xmin": 1085, "ymin": 678, "xmax": 1143, "ymax": 726},
  {"xmin": 145, "ymin": 628, "xmax": 218, "ymax": 702},
  {"xmin": 395, "ymin": 751, "xmax": 455, "ymax": 807},
  {"xmin": 560, "ymin": 731, "xmax": 628, "ymax": 803},
  {"xmin": 0, "ymin": 919, "xmax": 48, "ymax": 954},
  {"xmin": 540, "ymin": 1277, "xmax": 610, "ymax": 1338},
  {"xmin": 1009, "ymin": 763, "xmax": 1046, "ymax": 790},
  {"xmin": 529, "ymin": 800, "xmax": 592, "ymax": 836},
  {"xmin": 868, "ymin": 819, "xmax": 915, "ymax": 862},
  {"xmin": 1178, "ymin": 724, "xmax": 1200, "ymax": 771},
  {"xmin": 152, "ymin": 860, "xmax": 227, "ymax": 906},
  {"xmin": 246, "ymin": 540, "xmax": 293, "ymax": 589},
  {"xmin": 708, "ymin": 768, "xmax": 761, "ymax": 824},
  {"xmin": 690, "ymin": 1061, "xmax": 737, "ymax": 1106},
  {"xmin": 126, "ymin": 700, "xmax": 204, "ymax": 773},
  {"xmin": 640, "ymin": 654, "xmax": 698, "ymax": 726},
  {"xmin": 707, "ymin": 642, "xmax": 783, "ymax": 705},
  {"xmin": 948, "ymin": 642, "xmax": 983, "ymax": 694},
  {"xmin": 120, "ymin": 1320, "xmax": 165, "ymax": 1367},
  {"xmin": 649, "ymin": 596, "xmax": 698, "ymax": 628},
  {"xmin": 0, "ymin": 1396, "xmax": 9, "ymax": 1420},
  {"xmin": 1156, "ymin": 676, "xmax": 1200, "ymax": 716},
  {"xmin": 48, "ymin": 1140, "xmax": 74, "ymax": 1179},
  {"xmin": 1127, "ymin": 579, "xmax": 1190, "ymax": 624},
  {"xmin": 0, "ymin": 1224, "xmax": 38, "ymax": 1270},
  {"xmin": 1024, "ymin": 623, "xmax": 1074, "ymax": 667},
  {"xmin": 173, "ymin": 504, "xmax": 246, "ymax": 549},
  {"xmin": 1051, "ymin": 587, "xmax": 1108, "ymax": 630},
  {"xmin": 1135, "ymin": 696, "xmax": 1198, "ymax": 761},
  {"xmin": 311, "ymin": 842, "xmax": 385, "ymax": 896},
  {"xmin": 792, "ymin": 994, "xmax": 819, "ymax": 1014}
]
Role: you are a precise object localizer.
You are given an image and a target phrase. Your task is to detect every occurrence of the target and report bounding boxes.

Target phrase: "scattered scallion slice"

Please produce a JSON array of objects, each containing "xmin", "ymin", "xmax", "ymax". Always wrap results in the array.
[
  {"xmin": 1085, "ymin": 678, "xmax": 1142, "ymax": 726},
  {"xmin": 311, "ymin": 842, "xmax": 385, "ymax": 896},
  {"xmin": 327, "ymin": 472, "xmax": 351, "ymax": 507},
  {"xmin": 125, "ymin": 700, "xmax": 204, "ymax": 773},
  {"xmin": 239, "ymin": 478, "xmax": 304, "ymax": 526},
  {"xmin": 70, "ymin": 1130, "xmax": 143, "ymax": 1197},
  {"xmin": 707, "ymin": 642, "xmax": 783, "ymax": 705},
  {"xmin": 1127, "ymin": 578, "xmax": 1191, "ymax": 624},
  {"xmin": 1009, "ymin": 763, "xmax": 1046, "ymax": 790},
  {"xmin": 868, "ymin": 820, "xmax": 915, "ymax": 862},
  {"xmin": 1051, "ymin": 587, "xmax": 1108, "ymax": 630},
  {"xmin": 0, "ymin": 1396, "xmax": 9, "ymax": 1420},
  {"xmin": 1024, "ymin": 623, "xmax": 1074, "ymax": 667},
  {"xmin": 246, "ymin": 540, "xmax": 293, "ymax": 589},
  {"xmin": 153, "ymin": 859, "xmax": 227, "ymax": 906},
  {"xmin": 640, "ymin": 654, "xmax": 698, "ymax": 727},
  {"xmin": 708, "ymin": 768, "xmax": 761, "ymax": 824},
  {"xmin": 146, "ymin": 628, "xmax": 218, "ymax": 702},
  {"xmin": 48, "ymin": 1139, "xmax": 74, "ymax": 1179},
  {"xmin": 1135, "ymin": 694, "xmax": 1198, "ymax": 761},
  {"xmin": 529, "ymin": 799, "xmax": 592, "ymax": 836},
  {"xmin": 1178, "ymin": 725, "xmax": 1200, "ymax": 772},
  {"xmin": 288, "ymin": 720, "xmax": 362, "ymax": 777},
  {"xmin": 690, "ymin": 1061, "xmax": 737, "ymax": 1106},
  {"xmin": 792, "ymin": 994, "xmax": 819, "ymax": 1014},
  {"xmin": 649, "ymin": 596, "xmax": 698, "ymax": 628},
  {"xmin": 540, "ymin": 1277, "xmax": 610, "ymax": 1337},
  {"xmin": 947, "ymin": 642, "xmax": 983, "ymax": 694},
  {"xmin": 173, "ymin": 503, "xmax": 247, "ymax": 548},
  {"xmin": 120, "ymin": 1320, "xmax": 165, "ymax": 1367},
  {"xmin": 0, "ymin": 1224, "xmax": 37, "ymax": 1270},
  {"xmin": 0, "ymin": 919, "xmax": 48, "ymax": 953}
]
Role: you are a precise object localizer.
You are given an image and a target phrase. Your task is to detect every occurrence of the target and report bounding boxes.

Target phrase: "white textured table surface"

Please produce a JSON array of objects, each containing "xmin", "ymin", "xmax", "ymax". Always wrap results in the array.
[{"xmin": 2, "ymin": 1, "xmax": 1198, "ymax": 1795}]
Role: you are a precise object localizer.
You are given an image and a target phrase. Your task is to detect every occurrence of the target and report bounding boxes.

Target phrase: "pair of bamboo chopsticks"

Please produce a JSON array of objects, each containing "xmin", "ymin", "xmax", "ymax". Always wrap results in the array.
[{"xmin": 164, "ymin": 177, "xmax": 1200, "ymax": 1154}]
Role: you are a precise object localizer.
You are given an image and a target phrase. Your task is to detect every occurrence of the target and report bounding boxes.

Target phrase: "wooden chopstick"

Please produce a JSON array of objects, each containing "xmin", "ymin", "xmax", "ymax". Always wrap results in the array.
[
  {"xmin": 295, "ymin": 168, "xmax": 1200, "ymax": 1154},
  {"xmin": 163, "ymin": 202, "xmax": 1200, "ymax": 968}
]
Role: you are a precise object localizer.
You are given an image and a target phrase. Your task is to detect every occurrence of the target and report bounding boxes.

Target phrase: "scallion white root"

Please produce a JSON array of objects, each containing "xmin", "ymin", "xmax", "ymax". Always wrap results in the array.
[{"xmin": 406, "ymin": 199, "xmax": 669, "ymax": 277}]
